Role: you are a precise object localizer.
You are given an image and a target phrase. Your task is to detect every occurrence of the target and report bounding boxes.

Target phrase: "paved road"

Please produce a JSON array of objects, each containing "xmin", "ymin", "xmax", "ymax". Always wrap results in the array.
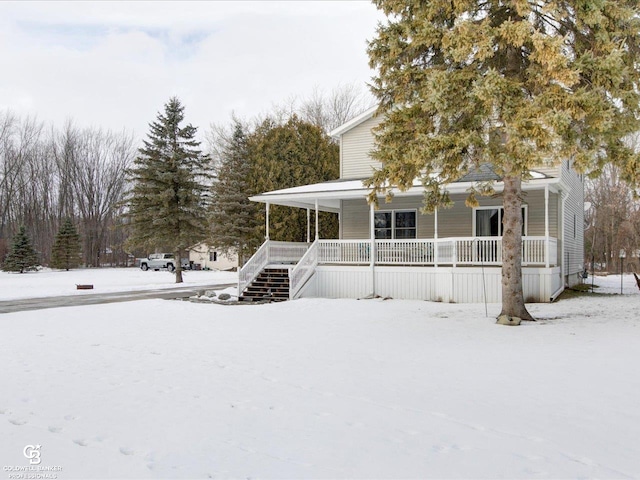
[{"xmin": 0, "ymin": 283, "xmax": 236, "ymax": 314}]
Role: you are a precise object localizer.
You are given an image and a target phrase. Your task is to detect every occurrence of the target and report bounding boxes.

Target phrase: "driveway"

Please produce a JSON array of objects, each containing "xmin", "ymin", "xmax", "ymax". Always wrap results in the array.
[{"xmin": 0, "ymin": 283, "xmax": 236, "ymax": 314}]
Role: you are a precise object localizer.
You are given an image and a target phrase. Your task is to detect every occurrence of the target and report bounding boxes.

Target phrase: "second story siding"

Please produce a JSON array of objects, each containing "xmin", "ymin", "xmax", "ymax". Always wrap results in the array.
[
  {"xmin": 340, "ymin": 114, "xmax": 383, "ymax": 179},
  {"xmin": 337, "ymin": 111, "xmax": 564, "ymax": 181}
]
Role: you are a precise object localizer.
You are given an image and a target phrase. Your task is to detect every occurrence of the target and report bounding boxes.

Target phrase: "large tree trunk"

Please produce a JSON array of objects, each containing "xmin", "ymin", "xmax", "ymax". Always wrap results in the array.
[
  {"xmin": 174, "ymin": 249, "xmax": 184, "ymax": 283},
  {"xmin": 499, "ymin": 175, "xmax": 535, "ymax": 321}
]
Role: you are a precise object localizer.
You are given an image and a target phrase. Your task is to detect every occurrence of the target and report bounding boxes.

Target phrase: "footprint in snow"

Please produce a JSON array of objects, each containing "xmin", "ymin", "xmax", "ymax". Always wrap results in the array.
[
  {"xmin": 73, "ymin": 439, "xmax": 88, "ymax": 447},
  {"xmin": 48, "ymin": 426, "xmax": 63, "ymax": 433},
  {"xmin": 119, "ymin": 447, "xmax": 135, "ymax": 456},
  {"xmin": 64, "ymin": 414, "xmax": 77, "ymax": 421},
  {"xmin": 432, "ymin": 445, "xmax": 451, "ymax": 454},
  {"xmin": 9, "ymin": 418, "xmax": 27, "ymax": 426}
]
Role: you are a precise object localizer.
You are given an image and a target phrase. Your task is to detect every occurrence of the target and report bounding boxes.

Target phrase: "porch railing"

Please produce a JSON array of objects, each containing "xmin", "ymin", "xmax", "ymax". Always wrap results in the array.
[
  {"xmin": 316, "ymin": 236, "xmax": 557, "ymax": 267},
  {"xmin": 238, "ymin": 240, "xmax": 310, "ymax": 294},
  {"xmin": 290, "ymin": 239, "xmax": 319, "ymax": 300},
  {"xmin": 318, "ymin": 240, "xmax": 371, "ymax": 264},
  {"xmin": 240, "ymin": 236, "xmax": 558, "ymax": 297}
]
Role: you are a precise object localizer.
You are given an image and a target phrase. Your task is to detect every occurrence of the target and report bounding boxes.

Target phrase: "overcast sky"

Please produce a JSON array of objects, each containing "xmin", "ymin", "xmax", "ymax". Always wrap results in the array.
[{"xmin": 0, "ymin": 1, "xmax": 382, "ymax": 141}]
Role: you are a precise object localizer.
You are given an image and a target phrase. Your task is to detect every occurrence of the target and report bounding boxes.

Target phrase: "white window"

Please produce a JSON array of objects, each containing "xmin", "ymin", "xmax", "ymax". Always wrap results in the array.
[
  {"xmin": 209, "ymin": 251, "xmax": 217, "ymax": 262},
  {"xmin": 374, "ymin": 210, "xmax": 417, "ymax": 239},
  {"xmin": 474, "ymin": 206, "xmax": 527, "ymax": 236}
]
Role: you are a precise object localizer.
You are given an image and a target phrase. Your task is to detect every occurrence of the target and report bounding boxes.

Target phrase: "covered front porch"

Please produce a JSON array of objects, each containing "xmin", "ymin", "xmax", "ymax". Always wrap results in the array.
[
  {"xmin": 238, "ymin": 237, "xmax": 561, "ymax": 303},
  {"xmin": 241, "ymin": 177, "xmax": 566, "ymax": 303}
]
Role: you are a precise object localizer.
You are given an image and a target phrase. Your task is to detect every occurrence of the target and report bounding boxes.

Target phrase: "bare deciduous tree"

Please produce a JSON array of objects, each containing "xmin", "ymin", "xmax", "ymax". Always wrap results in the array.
[{"xmin": 586, "ymin": 131, "xmax": 640, "ymax": 273}]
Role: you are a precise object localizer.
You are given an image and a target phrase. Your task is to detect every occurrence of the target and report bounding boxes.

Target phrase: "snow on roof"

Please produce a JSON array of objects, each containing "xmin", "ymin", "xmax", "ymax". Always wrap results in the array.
[
  {"xmin": 255, "ymin": 179, "xmax": 371, "ymax": 196},
  {"xmin": 250, "ymin": 170, "xmax": 558, "ymax": 212}
]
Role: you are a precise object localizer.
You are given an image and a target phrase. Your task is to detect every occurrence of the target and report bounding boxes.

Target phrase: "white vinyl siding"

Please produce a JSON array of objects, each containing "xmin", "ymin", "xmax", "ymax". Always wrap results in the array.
[
  {"xmin": 560, "ymin": 165, "xmax": 585, "ymax": 284},
  {"xmin": 306, "ymin": 265, "xmax": 562, "ymax": 303},
  {"xmin": 340, "ymin": 115, "xmax": 383, "ymax": 179}
]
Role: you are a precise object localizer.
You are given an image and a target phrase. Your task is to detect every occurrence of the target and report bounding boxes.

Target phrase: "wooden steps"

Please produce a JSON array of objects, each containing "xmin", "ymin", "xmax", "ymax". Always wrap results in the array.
[{"xmin": 239, "ymin": 268, "xmax": 289, "ymax": 302}]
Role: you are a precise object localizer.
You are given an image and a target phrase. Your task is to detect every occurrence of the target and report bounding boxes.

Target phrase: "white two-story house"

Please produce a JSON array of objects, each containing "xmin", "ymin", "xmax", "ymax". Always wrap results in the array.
[{"xmin": 239, "ymin": 106, "xmax": 584, "ymax": 303}]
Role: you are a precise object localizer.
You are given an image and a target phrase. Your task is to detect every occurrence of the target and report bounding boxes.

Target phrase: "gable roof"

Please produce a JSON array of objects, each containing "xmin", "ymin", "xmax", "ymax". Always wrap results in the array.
[{"xmin": 329, "ymin": 105, "xmax": 378, "ymax": 138}]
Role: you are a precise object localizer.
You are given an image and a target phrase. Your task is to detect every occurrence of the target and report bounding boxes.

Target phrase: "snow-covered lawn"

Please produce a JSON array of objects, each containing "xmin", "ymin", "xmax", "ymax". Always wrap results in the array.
[
  {"xmin": 0, "ymin": 268, "xmax": 238, "ymax": 300},
  {"xmin": 0, "ymin": 275, "xmax": 639, "ymax": 479}
]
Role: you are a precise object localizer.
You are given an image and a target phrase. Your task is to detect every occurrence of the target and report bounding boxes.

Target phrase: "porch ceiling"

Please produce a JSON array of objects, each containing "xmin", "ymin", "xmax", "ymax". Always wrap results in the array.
[{"xmin": 249, "ymin": 175, "xmax": 563, "ymax": 212}]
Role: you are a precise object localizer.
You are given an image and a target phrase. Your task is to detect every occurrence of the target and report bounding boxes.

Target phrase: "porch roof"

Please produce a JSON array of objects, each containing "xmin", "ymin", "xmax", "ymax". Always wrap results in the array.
[{"xmin": 249, "ymin": 171, "xmax": 561, "ymax": 213}]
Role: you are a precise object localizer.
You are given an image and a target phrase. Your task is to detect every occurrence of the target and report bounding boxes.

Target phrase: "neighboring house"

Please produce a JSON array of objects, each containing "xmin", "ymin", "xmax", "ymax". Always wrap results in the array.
[
  {"xmin": 189, "ymin": 243, "xmax": 238, "ymax": 271},
  {"xmin": 241, "ymin": 106, "xmax": 584, "ymax": 303}
]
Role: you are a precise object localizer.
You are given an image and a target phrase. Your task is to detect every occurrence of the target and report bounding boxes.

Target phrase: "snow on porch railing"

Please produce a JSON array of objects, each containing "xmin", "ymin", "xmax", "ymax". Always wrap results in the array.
[
  {"xmin": 289, "ymin": 239, "xmax": 319, "ymax": 300},
  {"xmin": 238, "ymin": 240, "xmax": 309, "ymax": 294}
]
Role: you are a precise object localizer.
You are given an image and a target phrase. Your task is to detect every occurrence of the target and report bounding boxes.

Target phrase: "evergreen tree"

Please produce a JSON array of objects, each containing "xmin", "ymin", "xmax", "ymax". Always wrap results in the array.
[
  {"xmin": 50, "ymin": 218, "xmax": 82, "ymax": 271},
  {"xmin": 366, "ymin": 0, "xmax": 640, "ymax": 320},
  {"xmin": 3, "ymin": 226, "xmax": 39, "ymax": 273},
  {"xmin": 249, "ymin": 115, "xmax": 340, "ymax": 242},
  {"xmin": 125, "ymin": 97, "xmax": 211, "ymax": 283},
  {"xmin": 209, "ymin": 121, "xmax": 260, "ymax": 265}
]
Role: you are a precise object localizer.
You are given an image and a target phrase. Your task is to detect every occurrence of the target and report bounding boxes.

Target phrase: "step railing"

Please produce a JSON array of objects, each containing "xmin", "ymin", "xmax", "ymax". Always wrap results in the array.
[
  {"xmin": 238, "ymin": 240, "xmax": 270, "ymax": 295},
  {"xmin": 289, "ymin": 239, "xmax": 319, "ymax": 300},
  {"xmin": 238, "ymin": 240, "xmax": 310, "ymax": 295}
]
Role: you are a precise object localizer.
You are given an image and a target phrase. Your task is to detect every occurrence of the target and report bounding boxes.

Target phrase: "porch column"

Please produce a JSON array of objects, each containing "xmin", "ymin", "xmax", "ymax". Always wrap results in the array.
[
  {"xmin": 545, "ymin": 185, "xmax": 549, "ymax": 268},
  {"xmin": 307, "ymin": 208, "xmax": 311, "ymax": 243},
  {"xmin": 315, "ymin": 199, "xmax": 319, "ymax": 240},
  {"xmin": 265, "ymin": 202, "xmax": 270, "ymax": 240},
  {"xmin": 434, "ymin": 207, "xmax": 439, "ymax": 267},
  {"xmin": 370, "ymin": 202, "xmax": 376, "ymax": 296}
]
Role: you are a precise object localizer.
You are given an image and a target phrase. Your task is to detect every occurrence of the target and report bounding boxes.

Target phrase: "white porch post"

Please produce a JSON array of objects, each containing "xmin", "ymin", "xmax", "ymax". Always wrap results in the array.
[
  {"xmin": 434, "ymin": 207, "xmax": 439, "ymax": 267},
  {"xmin": 545, "ymin": 185, "xmax": 550, "ymax": 268},
  {"xmin": 370, "ymin": 202, "xmax": 376, "ymax": 296},
  {"xmin": 265, "ymin": 202, "xmax": 270, "ymax": 240},
  {"xmin": 315, "ymin": 199, "xmax": 319, "ymax": 240},
  {"xmin": 306, "ymin": 208, "xmax": 311, "ymax": 243}
]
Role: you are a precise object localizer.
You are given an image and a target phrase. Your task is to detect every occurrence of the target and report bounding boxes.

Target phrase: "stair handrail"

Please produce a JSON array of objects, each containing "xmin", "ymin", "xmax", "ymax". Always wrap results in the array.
[
  {"xmin": 289, "ymin": 239, "xmax": 319, "ymax": 300},
  {"xmin": 238, "ymin": 240, "xmax": 271, "ymax": 295}
]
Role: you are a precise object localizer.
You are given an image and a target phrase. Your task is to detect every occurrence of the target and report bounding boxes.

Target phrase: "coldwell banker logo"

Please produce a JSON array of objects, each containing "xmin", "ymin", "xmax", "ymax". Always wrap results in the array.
[
  {"xmin": 23, "ymin": 445, "xmax": 41, "ymax": 465},
  {"xmin": 4, "ymin": 444, "xmax": 62, "ymax": 479}
]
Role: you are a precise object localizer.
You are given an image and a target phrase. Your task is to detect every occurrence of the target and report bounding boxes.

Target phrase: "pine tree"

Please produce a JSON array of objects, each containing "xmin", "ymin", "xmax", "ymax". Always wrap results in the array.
[
  {"xmin": 209, "ymin": 121, "xmax": 260, "ymax": 265},
  {"xmin": 125, "ymin": 97, "xmax": 212, "ymax": 283},
  {"xmin": 50, "ymin": 218, "xmax": 82, "ymax": 271},
  {"xmin": 3, "ymin": 226, "xmax": 39, "ymax": 273},
  {"xmin": 366, "ymin": 0, "xmax": 640, "ymax": 320},
  {"xmin": 249, "ymin": 115, "xmax": 339, "ymax": 242}
]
